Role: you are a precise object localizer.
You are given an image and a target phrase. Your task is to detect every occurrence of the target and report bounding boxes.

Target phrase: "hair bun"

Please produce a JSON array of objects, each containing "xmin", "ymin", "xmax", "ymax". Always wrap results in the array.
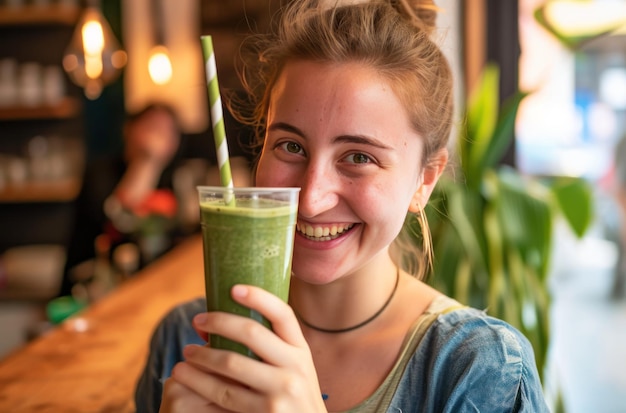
[
  {"xmin": 327, "ymin": 0, "xmax": 441, "ymax": 34},
  {"xmin": 398, "ymin": 0, "xmax": 440, "ymax": 35}
]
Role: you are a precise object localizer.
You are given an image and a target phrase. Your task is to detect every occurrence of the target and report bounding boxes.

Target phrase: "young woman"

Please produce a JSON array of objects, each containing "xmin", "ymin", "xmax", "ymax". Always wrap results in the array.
[{"xmin": 135, "ymin": 1, "xmax": 549, "ymax": 411}]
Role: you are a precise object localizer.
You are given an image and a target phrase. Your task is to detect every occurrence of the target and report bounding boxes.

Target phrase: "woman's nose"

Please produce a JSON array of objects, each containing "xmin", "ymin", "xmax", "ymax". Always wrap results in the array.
[{"xmin": 297, "ymin": 163, "xmax": 339, "ymax": 218}]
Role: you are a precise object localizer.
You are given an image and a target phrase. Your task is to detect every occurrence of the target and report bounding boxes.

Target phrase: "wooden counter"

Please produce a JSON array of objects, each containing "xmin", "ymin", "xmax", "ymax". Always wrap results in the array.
[{"xmin": 0, "ymin": 235, "xmax": 205, "ymax": 412}]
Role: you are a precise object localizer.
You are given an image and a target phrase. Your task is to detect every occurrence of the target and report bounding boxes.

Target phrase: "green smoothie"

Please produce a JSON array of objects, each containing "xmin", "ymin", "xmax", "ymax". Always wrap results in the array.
[{"xmin": 200, "ymin": 196, "xmax": 297, "ymax": 358}]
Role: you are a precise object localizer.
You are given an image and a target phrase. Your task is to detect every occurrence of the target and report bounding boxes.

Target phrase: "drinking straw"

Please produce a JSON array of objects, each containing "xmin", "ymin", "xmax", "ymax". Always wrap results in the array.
[{"xmin": 201, "ymin": 35, "xmax": 235, "ymax": 203}]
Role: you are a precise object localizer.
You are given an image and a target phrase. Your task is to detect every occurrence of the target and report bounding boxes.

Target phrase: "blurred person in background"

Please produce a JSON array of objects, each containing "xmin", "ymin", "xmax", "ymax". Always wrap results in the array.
[
  {"xmin": 58, "ymin": 102, "xmax": 255, "ymax": 300},
  {"xmin": 58, "ymin": 104, "xmax": 182, "ymax": 299}
]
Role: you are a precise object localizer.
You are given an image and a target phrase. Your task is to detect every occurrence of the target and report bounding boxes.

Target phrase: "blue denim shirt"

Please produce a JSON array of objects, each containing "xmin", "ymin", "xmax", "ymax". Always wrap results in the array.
[{"xmin": 135, "ymin": 297, "xmax": 549, "ymax": 413}]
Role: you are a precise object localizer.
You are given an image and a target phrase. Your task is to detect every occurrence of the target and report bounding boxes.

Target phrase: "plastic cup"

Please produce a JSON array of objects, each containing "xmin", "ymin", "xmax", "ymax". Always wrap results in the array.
[{"xmin": 197, "ymin": 186, "xmax": 299, "ymax": 357}]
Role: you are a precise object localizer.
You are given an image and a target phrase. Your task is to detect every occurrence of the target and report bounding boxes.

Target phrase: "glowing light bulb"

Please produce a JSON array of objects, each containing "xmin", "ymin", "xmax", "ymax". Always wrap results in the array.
[
  {"xmin": 82, "ymin": 20, "xmax": 104, "ymax": 55},
  {"xmin": 82, "ymin": 20, "xmax": 105, "ymax": 80},
  {"xmin": 62, "ymin": 7, "xmax": 126, "ymax": 100},
  {"xmin": 148, "ymin": 46, "xmax": 173, "ymax": 85}
]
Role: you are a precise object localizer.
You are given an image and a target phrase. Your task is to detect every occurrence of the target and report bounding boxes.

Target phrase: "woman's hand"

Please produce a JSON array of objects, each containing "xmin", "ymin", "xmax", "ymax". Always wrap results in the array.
[{"xmin": 160, "ymin": 285, "xmax": 327, "ymax": 413}]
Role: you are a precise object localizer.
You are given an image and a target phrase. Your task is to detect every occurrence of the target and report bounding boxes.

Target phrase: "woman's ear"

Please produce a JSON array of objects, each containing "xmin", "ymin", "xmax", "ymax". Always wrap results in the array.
[{"xmin": 408, "ymin": 148, "xmax": 448, "ymax": 213}]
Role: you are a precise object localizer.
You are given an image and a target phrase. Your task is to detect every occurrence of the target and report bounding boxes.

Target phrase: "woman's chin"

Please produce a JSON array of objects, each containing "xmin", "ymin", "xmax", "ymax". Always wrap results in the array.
[{"xmin": 290, "ymin": 266, "xmax": 341, "ymax": 286}]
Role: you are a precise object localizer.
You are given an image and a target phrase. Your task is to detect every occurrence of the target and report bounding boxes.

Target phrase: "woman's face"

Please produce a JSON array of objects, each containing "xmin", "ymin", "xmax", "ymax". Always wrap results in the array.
[
  {"xmin": 256, "ymin": 60, "xmax": 435, "ymax": 284},
  {"xmin": 124, "ymin": 107, "xmax": 179, "ymax": 164}
]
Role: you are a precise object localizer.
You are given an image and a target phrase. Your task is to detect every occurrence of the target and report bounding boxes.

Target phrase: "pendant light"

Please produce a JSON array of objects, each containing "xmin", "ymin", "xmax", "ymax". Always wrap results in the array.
[
  {"xmin": 147, "ymin": 0, "xmax": 173, "ymax": 85},
  {"xmin": 535, "ymin": 0, "xmax": 626, "ymax": 50},
  {"xmin": 62, "ymin": 0, "xmax": 127, "ymax": 100}
]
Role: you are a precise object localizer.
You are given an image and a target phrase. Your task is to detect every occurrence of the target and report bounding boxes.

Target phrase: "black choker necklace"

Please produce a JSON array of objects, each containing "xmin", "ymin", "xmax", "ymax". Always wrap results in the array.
[{"xmin": 295, "ymin": 267, "xmax": 400, "ymax": 334}]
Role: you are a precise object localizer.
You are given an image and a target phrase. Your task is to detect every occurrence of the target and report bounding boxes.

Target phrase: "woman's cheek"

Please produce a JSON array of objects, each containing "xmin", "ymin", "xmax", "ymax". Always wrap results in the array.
[
  {"xmin": 257, "ymin": 158, "xmax": 294, "ymax": 187},
  {"xmin": 254, "ymin": 156, "xmax": 272, "ymax": 186}
]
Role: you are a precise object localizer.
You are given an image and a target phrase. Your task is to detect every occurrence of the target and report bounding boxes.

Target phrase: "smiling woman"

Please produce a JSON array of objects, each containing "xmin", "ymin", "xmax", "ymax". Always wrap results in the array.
[
  {"xmin": 256, "ymin": 60, "xmax": 434, "ymax": 286},
  {"xmin": 134, "ymin": 1, "xmax": 550, "ymax": 412}
]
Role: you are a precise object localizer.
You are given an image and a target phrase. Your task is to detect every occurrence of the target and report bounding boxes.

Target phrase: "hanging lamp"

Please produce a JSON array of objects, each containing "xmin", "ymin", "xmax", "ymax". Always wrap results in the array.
[
  {"xmin": 62, "ymin": 0, "xmax": 127, "ymax": 100},
  {"xmin": 534, "ymin": 0, "xmax": 626, "ymax": 50},
  {"xmin": 147, "ymin": 0, "xmax": 173, "ymax": 85}
]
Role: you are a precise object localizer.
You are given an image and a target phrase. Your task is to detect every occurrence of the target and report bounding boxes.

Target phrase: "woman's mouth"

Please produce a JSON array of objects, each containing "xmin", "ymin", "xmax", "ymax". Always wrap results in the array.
[{"xmin": 296, "ymin": 222, "xmax": 355, "ymax": 242}]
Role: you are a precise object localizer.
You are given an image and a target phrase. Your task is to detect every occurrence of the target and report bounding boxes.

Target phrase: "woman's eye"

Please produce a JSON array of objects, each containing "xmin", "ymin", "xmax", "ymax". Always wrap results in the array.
[
  {"xmin": 280, "ymin": 141, "xmax": 304, "ymax": 154},
  {"xmin": 345, "ymin": 153, "xmax": 372, "ymax": 164}
]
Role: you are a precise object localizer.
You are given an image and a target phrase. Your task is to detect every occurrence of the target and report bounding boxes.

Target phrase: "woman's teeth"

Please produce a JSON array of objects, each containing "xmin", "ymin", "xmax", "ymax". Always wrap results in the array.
[{"xmin": 296, "ymin": 223, "xmax": 354, "ymax": 241}]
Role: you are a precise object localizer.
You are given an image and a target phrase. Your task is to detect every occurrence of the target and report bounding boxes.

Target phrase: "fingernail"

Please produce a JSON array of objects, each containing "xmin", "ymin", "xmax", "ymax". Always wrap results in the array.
[
  {"xmin": 194, "ymin": 313, "xmax": 208, "ymax": 324},
  {"xmin": 183, "ymin": 344, "xmax": 199, "ymax": 357},
  {"xmin": 232, "ymin": 285, "xmax": 248, "ymax": 298}
]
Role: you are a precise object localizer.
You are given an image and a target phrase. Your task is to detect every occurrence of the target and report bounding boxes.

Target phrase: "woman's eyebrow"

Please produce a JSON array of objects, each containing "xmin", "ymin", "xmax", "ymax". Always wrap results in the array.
[
  {"xmin": 268, "ymin": 122, "xmax": 391, "ymax": 150},
  {"xmin": 267, "ymin": 122, "xmax": 305, "ymax": 137},
  {"xmin": 333, "ymin": 135, "xmax": 392, "ymax": 150}
]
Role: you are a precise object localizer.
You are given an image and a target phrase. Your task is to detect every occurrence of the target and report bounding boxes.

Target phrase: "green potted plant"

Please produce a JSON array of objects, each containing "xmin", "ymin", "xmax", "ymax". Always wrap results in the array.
[{"xmin": 417, "ymin": 64, "xmax": 593, "ymax": 384}]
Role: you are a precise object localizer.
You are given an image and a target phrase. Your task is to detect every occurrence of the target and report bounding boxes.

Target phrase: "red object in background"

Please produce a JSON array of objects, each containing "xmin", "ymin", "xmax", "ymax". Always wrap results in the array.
[{"xmin": 133, "ymin": 189, "xmax": 178, "ymax": 218}]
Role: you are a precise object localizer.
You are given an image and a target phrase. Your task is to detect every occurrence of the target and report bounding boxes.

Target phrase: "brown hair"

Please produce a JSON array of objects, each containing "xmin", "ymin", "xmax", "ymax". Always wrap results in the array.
[{"xmin": 237, "ymin": 0, "xmax": 454, "ymax": 277}]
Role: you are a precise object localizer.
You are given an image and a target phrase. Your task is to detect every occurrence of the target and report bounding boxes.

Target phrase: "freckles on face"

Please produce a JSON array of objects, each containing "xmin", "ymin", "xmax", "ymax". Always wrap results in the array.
[
  {"xmin": 256, "ymin": 60, "xmax": 426, "ymax": 279},
  {"xmin": 257, "ymin": 60, "xmax": 424, "ymax": 189}
]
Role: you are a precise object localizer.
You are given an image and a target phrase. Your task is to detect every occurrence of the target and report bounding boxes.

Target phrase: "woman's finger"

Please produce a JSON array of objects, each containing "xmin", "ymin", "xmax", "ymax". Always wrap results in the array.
[
  {"xmin": 192, "ymin": 306, "xmax": 303, "ymax": 367},
  {"xmin": 160, "ymin": 376, "xmax": 216, "ymax": 413},
  {"xmin": 182, "ymin": 343, "xmax": 300, "ymax": 396},
  {"xmin": 230, "ymin": 284, "xmax": 307, "ymax": 347},
  {"xmin": 171, "ymin": 359, "xmax": 263, "ymax": 412},
  {"xmin": 192, "ymin": 316, "xmax": 210, "ymax": 343}
]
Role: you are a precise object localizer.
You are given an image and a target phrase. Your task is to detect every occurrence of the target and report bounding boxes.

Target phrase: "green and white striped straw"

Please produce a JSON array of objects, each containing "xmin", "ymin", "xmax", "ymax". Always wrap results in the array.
[{"xmin": 201, "ymin": 35, "xmax": 234, "ymax": 201}]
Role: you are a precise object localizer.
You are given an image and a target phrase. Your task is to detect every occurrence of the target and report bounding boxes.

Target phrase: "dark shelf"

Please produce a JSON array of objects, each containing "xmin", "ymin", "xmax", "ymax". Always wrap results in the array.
[
  {"xmin": 0, "ymin": 5, "xmax": 80, "ymax": 26},
  {"xmin": 0, "ymin": 97, "xmax": 80, "ymax": 121},
  {"xmin": 0, "ymin": 177, "xmax": 80, "ymax": 203}
]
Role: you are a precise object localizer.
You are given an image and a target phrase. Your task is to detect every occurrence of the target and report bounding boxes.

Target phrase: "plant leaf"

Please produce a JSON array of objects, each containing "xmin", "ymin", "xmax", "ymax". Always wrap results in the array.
[
  {"xmin": 549, "ymin": 177, "xmax": 594, "ymax": 238},
  {"xmin": 465, "ymin": 64, "xmax": 499, "ymax": 188},
  {"xmin": 496, "ymin": 168, "xmax": 553, "ymax": 281},
  {"xmin": 483, "ymin": 199, "xmax": 505, "ymax": 312},
  {"xmin": 480, "ymin": 90, "xmax": 528, "ymax": 171}
]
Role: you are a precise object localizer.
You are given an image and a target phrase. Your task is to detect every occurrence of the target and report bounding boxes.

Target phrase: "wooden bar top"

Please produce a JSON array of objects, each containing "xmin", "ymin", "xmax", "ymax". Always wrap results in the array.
[{"xmin": 0, "ymin": 235, "xmax": 205, "ymax": 413}]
